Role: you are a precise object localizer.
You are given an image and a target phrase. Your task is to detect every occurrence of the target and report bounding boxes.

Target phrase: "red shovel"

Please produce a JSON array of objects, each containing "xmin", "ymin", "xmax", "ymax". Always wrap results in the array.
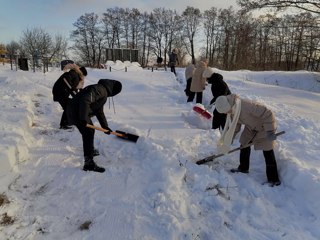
[{"xmin": 192, "ymin": 104, "xmax": 213, "ymax": 119}]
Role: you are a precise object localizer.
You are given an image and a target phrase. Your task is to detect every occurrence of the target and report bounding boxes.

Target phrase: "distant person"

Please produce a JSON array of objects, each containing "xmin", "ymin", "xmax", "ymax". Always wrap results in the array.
[
  {"xmin": 187, "ymin": 60, "xmax": 207, "ymax": 104},
  {"xmin": 215, "ymin": 94, "xmax": 281, "ymax": 186},
  {"xmin": 168, "ymin": 49, "xmax": 179, "ymax": 75},
  {"xmin": 157, "ymin": 56, "xmax": 163, "ymax": 66},
  {"xmin": 52, "ymin": 63, "xmax": 87, "ymax": 129},
  {"xmin": 202, "ymin": 67, "xmax": 231, "ymax": 130},
  {"xmin": 67, "ymin": 79, "xmax": 122, "ymax": 173},
  {"xmin": 184, "ymin": 63, "xmax": 195, "ymax": 97}
]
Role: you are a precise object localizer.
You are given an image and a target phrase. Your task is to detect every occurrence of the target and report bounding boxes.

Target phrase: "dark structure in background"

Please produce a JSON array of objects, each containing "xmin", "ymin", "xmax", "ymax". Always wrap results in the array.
[
  {"xmin": 106, "ymin": 48, "xmax": 138, "ymax": 62},
  {"xmin": 18, "ymin": 58, "xmax": 29, "ymax": 71},
  {"xmin": 60, "ymin": 60, "xmax": 74, "ymax": 70}
]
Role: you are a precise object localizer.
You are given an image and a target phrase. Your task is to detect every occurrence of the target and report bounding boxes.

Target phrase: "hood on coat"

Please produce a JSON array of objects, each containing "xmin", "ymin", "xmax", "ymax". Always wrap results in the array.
[{"xmin": 98, "ymin": 79, "xmax": 122, "ymax": 97}]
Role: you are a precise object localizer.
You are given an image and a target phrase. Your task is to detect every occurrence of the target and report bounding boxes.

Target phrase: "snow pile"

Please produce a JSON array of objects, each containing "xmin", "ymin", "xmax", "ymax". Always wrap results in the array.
[{"xmin": 105, "ymin": 60, "xmax": 143, "ymax": 72}]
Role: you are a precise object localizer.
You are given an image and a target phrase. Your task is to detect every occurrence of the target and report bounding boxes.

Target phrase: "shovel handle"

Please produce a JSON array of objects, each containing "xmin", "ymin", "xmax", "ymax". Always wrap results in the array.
[{"xmin": 86, "ymin": 124, "xmax": 125, "ymax": 137}]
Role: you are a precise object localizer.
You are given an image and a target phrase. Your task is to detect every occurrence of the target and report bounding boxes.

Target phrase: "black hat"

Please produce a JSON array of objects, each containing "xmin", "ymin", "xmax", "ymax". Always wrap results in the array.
[
  {"xmin": 80, "ymin": 66, "xmax": 87, "ymax": 76},
  {"xmin": 98, "ymin": 79, "xmax": 122, "ymax": 97}
]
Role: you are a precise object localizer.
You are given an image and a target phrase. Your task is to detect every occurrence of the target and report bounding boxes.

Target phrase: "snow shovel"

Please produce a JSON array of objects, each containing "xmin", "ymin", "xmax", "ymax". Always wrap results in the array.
[
  {"xmin": 196, "ymin": 131, "xmax": 285, "ymax": 165},
  {"xmin": 86, "ymin": 124, "xmax": 139, "ymax": 143},
  {"xmin": 192, "ymin": 103, "xmax": 213, "ymax": 119}
]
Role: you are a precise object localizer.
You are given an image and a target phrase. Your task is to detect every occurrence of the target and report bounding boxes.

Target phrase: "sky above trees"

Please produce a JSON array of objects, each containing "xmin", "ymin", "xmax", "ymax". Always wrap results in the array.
[{"xmin": 0, "ymin": 0, "xmax": 238, "ymax": 44}]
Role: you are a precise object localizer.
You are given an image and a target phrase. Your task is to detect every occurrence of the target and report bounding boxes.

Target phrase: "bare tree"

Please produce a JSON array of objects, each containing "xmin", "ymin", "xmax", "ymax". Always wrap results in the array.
[
  {"xmin": 181, "ymin": 6, "xmax": 202, "ymax": 64},
  {"xmin": 203, "ymin": 7, "xmax": 219, "ymax": 66},
  {"xmin": 237, "ymin": 0, "xmax": 320, "ymax": 15},
  {"xmin": 71, "ymin": 12, "xmax": 105, "ymax": 67},
  {"xmin": 148, "ymin": 8, "xmax": 178, "ymax": 64},
  {"xmin": 102, "ymin": 8, "xmax": 123, "ymax": 48},
  {"xmin": 20, "ymin": 27, "xmax": 52, "ymax": 69},
  {"xmin": 6, "ymin": 41, "xmax": 20, "ymax": 70}
]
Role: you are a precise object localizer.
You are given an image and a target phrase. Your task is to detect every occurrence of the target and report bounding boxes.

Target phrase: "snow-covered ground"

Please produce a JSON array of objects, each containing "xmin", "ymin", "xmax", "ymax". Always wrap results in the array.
[{"xmin": 0, "ymin": 62, "xmax": 320, "ymax": 240}]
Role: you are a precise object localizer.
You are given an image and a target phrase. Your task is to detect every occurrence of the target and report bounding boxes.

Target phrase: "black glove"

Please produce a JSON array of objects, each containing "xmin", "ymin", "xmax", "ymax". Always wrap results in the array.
[
  {"xmin": 266, "ymin": 130, "xmax": 277, "ymax": 141},
  {"xmin": 104, "ymin": 126, "xmax": 113, "ymax": 135}
]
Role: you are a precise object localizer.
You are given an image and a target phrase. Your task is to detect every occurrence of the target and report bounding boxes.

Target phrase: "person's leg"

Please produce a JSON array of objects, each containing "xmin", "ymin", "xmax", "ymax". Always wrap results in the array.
[
  {"xmin": 77, "ymin": 122, "xmax": 104, "ymax": 173},
  {"xmin": 185, "ymin": 78, "xmax": 192, "ymax": 96},
  {"xmin": 187, "ymin": 91, "xmax": 195, "ymax": 102},
  {"xmin": 263, "ymin": 150, "xmax": 280, "ymax": 185},
  {"xmin": 231, "ymin": 146, "xmax": 250, "ymax": 173},
  {"xmin": 196, "ymin": 92, "xmax": 203, "ymax": 104},
  {"xmin": 58, "ymin": 98, "xmax": 71, "ymax": 129},
  {"xmin": 239, "ymin": 146, "xmax": 251, "ymax": 172}
]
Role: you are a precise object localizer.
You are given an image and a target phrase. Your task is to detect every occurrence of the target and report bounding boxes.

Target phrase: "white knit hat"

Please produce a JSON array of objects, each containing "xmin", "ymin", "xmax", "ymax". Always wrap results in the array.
[
  {"xmin": 215, "ymin": 96, "xmax": 232, "ymax": 113},
  {"xmin": 202, "ymin": 67, "xmax": 214, "ymax": 78}
]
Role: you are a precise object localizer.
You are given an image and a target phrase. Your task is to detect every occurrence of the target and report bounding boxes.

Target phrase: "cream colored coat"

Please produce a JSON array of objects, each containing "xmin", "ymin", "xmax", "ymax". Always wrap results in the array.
[
  {"xmin": 190, "ymin": 61, "xmax": 207, "ymax": 92},
  {"xmin": 226, "ymin": 94, "xmax": 277, "ymax": 150},
  {"xmin": 185, "ymin": 63, "xmax": 195, "ymax": 80}
]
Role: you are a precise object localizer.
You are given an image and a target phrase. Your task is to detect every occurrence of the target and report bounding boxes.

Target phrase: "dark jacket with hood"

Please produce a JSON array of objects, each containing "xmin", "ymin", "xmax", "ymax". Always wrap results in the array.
[
  {"xmin": 52, "ymin": 69, "xmax": 82, "ymax": 101},
  {"xmin": 67, "ymin": 79, "xmax": 122, "ymax": 129},
  {"xmin": 208, "ymin": 73, "xmax": 231, "ymax": 105}
]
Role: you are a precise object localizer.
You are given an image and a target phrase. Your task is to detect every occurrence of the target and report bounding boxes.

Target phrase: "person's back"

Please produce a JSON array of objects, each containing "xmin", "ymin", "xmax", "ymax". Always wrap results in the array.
[
  {"xmin": 52, "ymin": 64, "xmax": 87, "ymax": 129},
  {"xmin": 169, "ymin": 49, "xmax": 179, "ymax": 75}
]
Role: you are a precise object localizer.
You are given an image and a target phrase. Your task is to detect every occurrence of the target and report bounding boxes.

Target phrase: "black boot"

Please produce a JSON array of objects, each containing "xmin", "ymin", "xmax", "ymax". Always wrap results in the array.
[
  {"xmin": 83, "ymin": 157, "xmax": 105, "ymax": 173},
  {"xmin": 263, "ymin": 150, "xmax": 281, "ymax": 186}
]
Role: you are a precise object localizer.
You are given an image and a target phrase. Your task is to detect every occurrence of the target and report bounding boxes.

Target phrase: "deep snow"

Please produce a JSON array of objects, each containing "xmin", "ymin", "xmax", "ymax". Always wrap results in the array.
[{"xmin": 0, "ymin": 62, "xmax": 319, "ymax": 240}]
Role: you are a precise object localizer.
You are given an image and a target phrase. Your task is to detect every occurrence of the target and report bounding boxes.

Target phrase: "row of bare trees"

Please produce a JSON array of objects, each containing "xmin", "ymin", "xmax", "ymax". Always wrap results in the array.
[
  {"xmin": 2, "ymin": 2, "xmax": 319, "ymax": 71},
  {"xmin": 4, "ymin": 28, "xmax": 68, "ymax": 70},
  {"xmin": 70, "ymin": 5, "xmax": 320, "ymax": 71}
]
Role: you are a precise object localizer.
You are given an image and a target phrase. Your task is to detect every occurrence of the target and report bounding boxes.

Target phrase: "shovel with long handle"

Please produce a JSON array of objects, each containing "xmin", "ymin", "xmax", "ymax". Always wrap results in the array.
[
  {"xmin": 196, "ymin": 131, "xmax": 285, "ymax": 165},
  {"xmin": 86, "ymin": 124, "xmax": 139, "ymax": 143}
]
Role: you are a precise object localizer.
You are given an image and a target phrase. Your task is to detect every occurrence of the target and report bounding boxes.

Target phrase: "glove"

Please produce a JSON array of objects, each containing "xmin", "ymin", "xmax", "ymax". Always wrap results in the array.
[
  {"xmin": 104, "ymin": 126, "xmax": 113, "ymax": 135},
  {"xmin": 266, "ymin": 130, "xmax": 277, "ymax": 141}
]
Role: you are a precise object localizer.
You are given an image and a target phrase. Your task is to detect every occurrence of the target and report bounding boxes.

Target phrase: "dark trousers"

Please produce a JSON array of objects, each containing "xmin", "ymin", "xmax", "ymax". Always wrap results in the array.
[
  {"xmin": 75, "ymin": 119, "xmax": 95, "ymax": 159},
  {"xmin": 57, "ymin": 98, "xmax": 71, "ymax": 127},
  {"xmin": 184, "ymin": 78, "xmax": 192, "ymax": 97},
  {"xmin": 187, "ymin": 91, "xmax": 203, "ymax": 104},
  {"xmin": 212, "ymin": 109, "xmax": 227, "ymax": 130},
  {"xmin": 170, "ymin": 65, "xmax": 176, "ymax": 75},
  {"xmin": 239, "ymin": 147, "xmax": 280, "ymax": 182}
]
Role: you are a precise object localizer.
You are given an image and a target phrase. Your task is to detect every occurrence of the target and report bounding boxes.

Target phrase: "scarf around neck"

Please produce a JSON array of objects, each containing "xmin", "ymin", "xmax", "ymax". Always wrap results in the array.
[{"xmin": 217, "ymin": 96, "xmax": 241, "ymax": 154}]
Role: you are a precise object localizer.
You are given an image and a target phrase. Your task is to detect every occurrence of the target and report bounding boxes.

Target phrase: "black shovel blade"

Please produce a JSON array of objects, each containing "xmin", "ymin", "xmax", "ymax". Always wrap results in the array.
[{"xmin": 115, "ymin": 130, "xmax": 139, "ymax": 143}]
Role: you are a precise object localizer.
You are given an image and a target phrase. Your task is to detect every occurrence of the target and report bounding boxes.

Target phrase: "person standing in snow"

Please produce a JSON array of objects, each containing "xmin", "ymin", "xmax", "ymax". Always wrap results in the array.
[
  {"xmin": 168, "ymin": 49, "xmax": 179, "ymax": 75},
  {"xmin": 67, "ymin": 79, "xmax": 122, "ymax": 173},
  {"xmin": 187, "ymin": 60, "xmax": 207, "ymax": 104},
  {"xmin": 215, "ymin": 94, "xmax": 281, "ymax": 186},
  {"xmin": 202, "ymin": 67, "xmax": 231, "ymax": 130},
  {"xmin": 184, "ymin": 62, "xmax": 195, "ymax": 97},
  {"xmin": 52, "ymin": 63, "xmax": 87, "ymax": 129}
]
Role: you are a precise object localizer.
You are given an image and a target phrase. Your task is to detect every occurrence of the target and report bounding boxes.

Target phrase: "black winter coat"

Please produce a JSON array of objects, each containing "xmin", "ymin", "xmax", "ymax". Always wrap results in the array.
[
  {"xmin": 67, "ymin": 79, "xmax": 122, "ymax": 130},
  {"xmin": 208, "ymin": 73, "xmax": 231, "ymax": 104},
  {"xmin": 52, "ymin": 70, "xmax": 82, "ymax": 101}
]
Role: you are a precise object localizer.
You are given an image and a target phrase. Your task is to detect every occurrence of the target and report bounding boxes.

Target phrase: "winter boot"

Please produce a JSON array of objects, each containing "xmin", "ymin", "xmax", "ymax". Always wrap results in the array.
[
  {"xmin": 83, "ymin": 157, "xmax": 105, "ymax": 173},
  {"xmin": 263, "ymin": 150, "xmax": 281, "ymax": 186}
]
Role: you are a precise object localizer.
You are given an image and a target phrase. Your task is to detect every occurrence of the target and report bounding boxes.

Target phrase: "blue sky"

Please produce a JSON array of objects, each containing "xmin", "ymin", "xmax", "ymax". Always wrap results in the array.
[{"xmin": 0, "ymin": 0, "xmax": 238, "ymax": 44}]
